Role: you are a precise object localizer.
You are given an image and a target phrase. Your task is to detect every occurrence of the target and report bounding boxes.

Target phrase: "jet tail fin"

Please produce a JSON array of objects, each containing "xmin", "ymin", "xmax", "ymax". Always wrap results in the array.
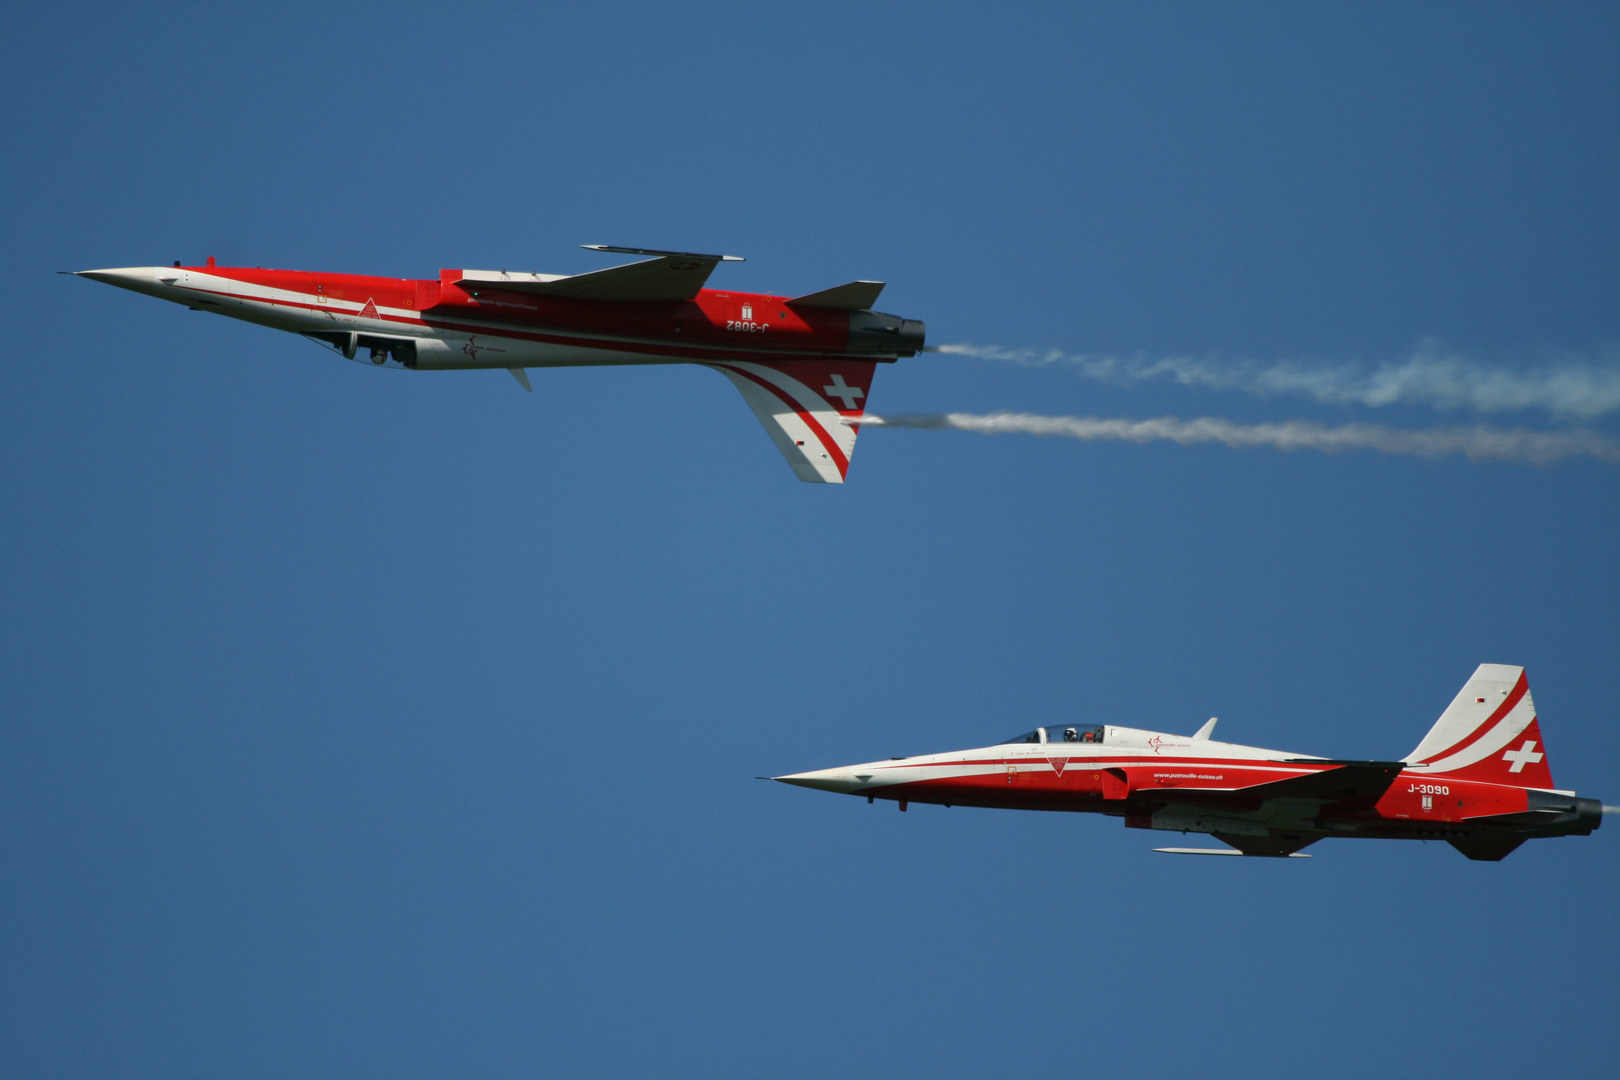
[
  {"xmin": 708, "ymin": 360, "xmax": 877, "ymax": 483},
  {"xmin": 1405, "ymin": 664, "xmax": 1555, "ymax": 788}
]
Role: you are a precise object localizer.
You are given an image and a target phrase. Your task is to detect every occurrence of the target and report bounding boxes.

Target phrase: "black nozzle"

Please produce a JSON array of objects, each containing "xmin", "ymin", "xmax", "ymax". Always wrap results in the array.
[
  {"xmin": 848, "ymin": 310, "xmax": 927, "ymax": 357},
  {"xmin": 896, "ymin": 319, "xmax": 926, "ymax": 357},
  {"xmin": 1576, "ymin": 797, "xmax": 1604, "ymax": 832}
]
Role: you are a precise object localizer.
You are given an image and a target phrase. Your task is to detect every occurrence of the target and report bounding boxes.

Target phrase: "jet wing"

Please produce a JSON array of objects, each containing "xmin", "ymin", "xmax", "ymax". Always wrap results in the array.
[
  {"xmin": 457, "ymin": 246, "xmax": 744, "ymax": 303},
  {"xmin": 1231, "ymin": 760, "xmax": 1406, "ymax": 804},
  {"xmin": 1135, "ymin": 760, "xmax": 1405, "ymax": 807}
]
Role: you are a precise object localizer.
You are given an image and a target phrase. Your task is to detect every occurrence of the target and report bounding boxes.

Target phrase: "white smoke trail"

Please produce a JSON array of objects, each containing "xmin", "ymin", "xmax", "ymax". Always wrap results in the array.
[
  {"xmin": 937, "ymin": 340, "xmax": 1620, "ymax": 419},
  {"xmin": 1604, "ymin": 805, "xmax": 1620, "ymax": 816},
  {"xmin": 854, "ymin": 412, "xmax": 1620, "ymax": 466}
]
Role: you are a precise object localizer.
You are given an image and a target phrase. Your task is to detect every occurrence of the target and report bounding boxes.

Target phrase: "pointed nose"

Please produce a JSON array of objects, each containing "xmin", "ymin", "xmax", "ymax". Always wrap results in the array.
[
  {"xmin": 773, "ymin": 766, "xmax": 874, "ymax": 794},
  {"xmin": 76, "ymin": 267, "xmax": 169, "ymax": 297},
  {"xmin": 77, "ymin": 267, "xmax": 152, "ymax": 285}
]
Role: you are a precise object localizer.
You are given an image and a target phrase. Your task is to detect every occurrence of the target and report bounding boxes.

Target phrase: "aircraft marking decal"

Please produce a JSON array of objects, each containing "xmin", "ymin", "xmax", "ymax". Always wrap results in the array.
[
  {"xmin": 1502, "ymin": 740, "xmax": 1543, "ymax": 773},
  {"xmin": 462, "ymin": 335, "xmax": 506, "ymax": 361},
  {"xmin": 823, "ymin": 373, "xmax": 865, "ymax": 409}
]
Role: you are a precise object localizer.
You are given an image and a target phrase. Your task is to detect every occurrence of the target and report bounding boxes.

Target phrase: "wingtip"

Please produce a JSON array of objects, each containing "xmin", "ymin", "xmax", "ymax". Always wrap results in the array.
[{"xmin": 581, "ymin": 244, "xmax": 744, "ymax": 262}]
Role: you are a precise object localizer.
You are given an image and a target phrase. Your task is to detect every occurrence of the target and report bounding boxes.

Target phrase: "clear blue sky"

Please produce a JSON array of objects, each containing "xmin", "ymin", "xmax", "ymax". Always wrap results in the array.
[{"xmin": 4, "ymin": 4, "xmax": 1617, "ymax": 1077}]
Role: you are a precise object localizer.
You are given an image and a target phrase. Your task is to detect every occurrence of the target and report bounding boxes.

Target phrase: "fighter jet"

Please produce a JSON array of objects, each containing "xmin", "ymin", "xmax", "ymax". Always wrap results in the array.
[
  {"xmin": 74, "ymin": 247, "xmax": 926, "ymax": 483},
  {"xmin": 774, "ymin": 664, "xmax": 1604, "ymax": 859}
]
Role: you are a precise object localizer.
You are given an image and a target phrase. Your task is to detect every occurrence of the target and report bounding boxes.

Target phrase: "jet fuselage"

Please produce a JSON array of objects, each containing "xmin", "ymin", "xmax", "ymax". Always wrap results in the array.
[
  {"xmin": 77, "ymin": 249, "xmax": 927, "ymax": 484},
  {"xmin": 777, "ymin": 665, "xmax": 1604, "ymax": 860}
]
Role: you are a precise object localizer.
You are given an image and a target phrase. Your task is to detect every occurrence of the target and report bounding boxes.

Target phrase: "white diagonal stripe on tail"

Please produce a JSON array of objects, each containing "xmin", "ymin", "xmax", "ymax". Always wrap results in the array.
[{"xmin": 709, "ymin": 363, "xmax": 850, "ymax": 483}]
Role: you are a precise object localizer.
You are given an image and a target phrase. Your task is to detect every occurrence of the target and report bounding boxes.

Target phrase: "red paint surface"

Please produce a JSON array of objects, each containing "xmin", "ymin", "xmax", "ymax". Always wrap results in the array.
[{"xmin": 179, "ymin": 265, "xmax": 892, "ymax": 364}]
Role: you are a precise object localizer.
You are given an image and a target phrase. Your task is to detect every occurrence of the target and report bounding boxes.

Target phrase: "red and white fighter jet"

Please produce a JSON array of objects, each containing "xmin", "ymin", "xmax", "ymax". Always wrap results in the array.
[
  {"xmin": 76, "ymin": 247, "xmax": 926, "ymax": 483},
  {"xmin": 776, "ymin": 664, "xmax": 1604, "ymax": 859}
]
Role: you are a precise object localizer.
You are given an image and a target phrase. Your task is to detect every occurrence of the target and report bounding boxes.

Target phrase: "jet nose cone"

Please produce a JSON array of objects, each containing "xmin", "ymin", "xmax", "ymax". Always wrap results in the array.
[
  {"xmin": 77, "ymin": 267, "xmax": 149, "ymax": 285},
  {"xmin": 75, "ymin": 267, "xmax": 165, "ymax": 295},
  {"xmin": 773, "ymin": 766, "xmax": 873, "ymax": 794}
]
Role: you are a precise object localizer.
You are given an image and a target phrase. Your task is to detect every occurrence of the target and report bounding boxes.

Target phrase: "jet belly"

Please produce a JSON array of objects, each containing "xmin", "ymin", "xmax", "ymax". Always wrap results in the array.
[{"xmin": 405, "ymin": 330, "xmax": 668, "ymax": 371}]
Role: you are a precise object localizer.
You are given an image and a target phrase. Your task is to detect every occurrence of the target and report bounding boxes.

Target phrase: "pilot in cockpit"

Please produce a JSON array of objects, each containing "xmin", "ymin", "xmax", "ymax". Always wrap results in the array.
[{"xmin": 1062, "ymin": 726, "xmax": 1080, "ymax": 743}]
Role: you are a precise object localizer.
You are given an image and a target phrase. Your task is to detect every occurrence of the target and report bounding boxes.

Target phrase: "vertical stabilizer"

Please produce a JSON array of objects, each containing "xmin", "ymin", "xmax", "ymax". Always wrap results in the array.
[
  {"xmin": 709, "ymin": 360, "xmax": 877, "ymax": 483},
  {"xmin": 1406, "ymin": 664, "xmax": 1555, "ymax": 788}
]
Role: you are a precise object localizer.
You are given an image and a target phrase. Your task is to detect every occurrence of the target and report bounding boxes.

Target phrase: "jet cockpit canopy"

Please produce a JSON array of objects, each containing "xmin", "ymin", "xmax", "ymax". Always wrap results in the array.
[{"xmin": 998, "ymin": 724, "xmax": 1104, "ymax": 745}]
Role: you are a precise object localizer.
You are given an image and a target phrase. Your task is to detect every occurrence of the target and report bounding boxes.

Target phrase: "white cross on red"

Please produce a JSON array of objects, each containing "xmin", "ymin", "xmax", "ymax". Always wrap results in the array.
[
  {"xmin": 823, "ymin": 373, "xmax": 865, "ymax": 410},
  {"xmin": 1502, "ymin": 739, "xmax": 1543, "ymax": 773}
]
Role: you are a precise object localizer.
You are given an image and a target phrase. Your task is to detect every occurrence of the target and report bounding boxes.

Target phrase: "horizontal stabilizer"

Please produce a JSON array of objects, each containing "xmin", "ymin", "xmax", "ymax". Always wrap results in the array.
[
  {"xmin": 787, "ymin": 281, "xmax": 886, "ymax": 310},
  {"xmin": 1448, "ymin": 836, "xmax": 1527, "ymax": 862}
]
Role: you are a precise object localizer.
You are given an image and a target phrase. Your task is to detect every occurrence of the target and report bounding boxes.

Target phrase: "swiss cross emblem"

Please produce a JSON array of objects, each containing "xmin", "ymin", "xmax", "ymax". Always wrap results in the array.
[
  {"xmin": 1502, "ymin": 739, "xmax": 1543, "ymax": 773},
  {"xmin": 823, "ymin": 373, "xmax": 865, "ymax": 409}
]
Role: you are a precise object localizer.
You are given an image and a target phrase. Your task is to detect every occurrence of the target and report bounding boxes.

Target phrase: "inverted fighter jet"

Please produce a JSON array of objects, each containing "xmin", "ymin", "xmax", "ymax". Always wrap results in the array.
[
  {"xmin": 775, "ymin": 664, "xmax": 1604, "ymax": 859},
  {"xmin": 75, "ymin": 247, "xmax": 926, "ymax": 483}
]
